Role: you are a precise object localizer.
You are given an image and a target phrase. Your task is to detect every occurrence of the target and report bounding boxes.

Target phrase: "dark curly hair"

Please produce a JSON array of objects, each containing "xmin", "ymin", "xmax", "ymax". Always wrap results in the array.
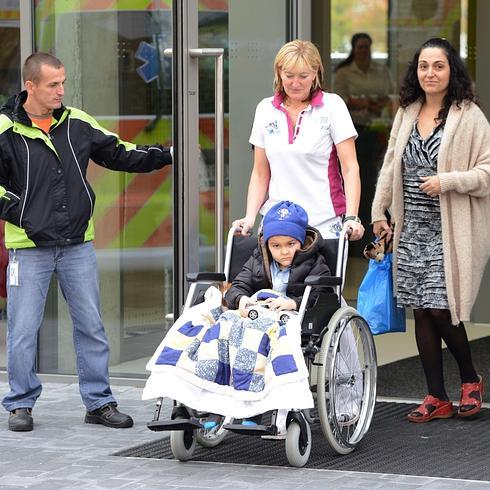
[{"xmin": 399, "ymin": 38, "xmax": 477, "ymax": 122}]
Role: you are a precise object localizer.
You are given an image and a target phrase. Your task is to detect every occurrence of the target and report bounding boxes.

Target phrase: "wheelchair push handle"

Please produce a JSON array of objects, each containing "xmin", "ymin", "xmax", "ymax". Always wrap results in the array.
[{"xmin": 304, "ymin": 275, "xmax": 342, "ymax": 287}]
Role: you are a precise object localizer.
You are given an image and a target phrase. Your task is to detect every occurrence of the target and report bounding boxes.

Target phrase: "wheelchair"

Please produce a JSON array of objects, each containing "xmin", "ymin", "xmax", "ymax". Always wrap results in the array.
[{"xmin": 147, "ymin": 226, "xmax": 377, "ymax": 467}]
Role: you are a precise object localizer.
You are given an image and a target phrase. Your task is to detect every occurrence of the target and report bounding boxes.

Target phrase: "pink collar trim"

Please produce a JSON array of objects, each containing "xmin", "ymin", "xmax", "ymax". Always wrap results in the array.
[
  {"xmin": 272, "ymin": 90, "xmax": 324, "ymax": 109},
  {"xmin": 272, "ymin": 92, "xmax": 284, "ymax": 108},
  {"xmin": 310, "ymin": 89, "xmax": 324, "ymax": 107}
]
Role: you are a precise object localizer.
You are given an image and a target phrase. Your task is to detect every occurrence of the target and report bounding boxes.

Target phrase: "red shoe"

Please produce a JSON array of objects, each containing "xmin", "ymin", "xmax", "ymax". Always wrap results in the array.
[
  {"xmin": 407, "ymin": 395, "xmax": 454, "ymax": 423},
  {"xmin": 458, "ymin": 375, "xmax": 484, "ymax": 418}
]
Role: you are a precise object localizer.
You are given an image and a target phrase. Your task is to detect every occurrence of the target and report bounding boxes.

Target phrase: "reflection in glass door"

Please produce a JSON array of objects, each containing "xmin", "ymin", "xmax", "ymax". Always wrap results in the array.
[
  {"xmin": 31, "ymin": 0, "xmax": 290, "ymax": 378},
  {"xmin": 34, "ymin": 1, "xmax": 176, "ymax": 377},
  {"xmin": 0, "ymin": 0, "xmax": 20, "ymax": 372},
  {"xmin": 32, "ymin": 0, "xmax": 231, "ymax": 378}
]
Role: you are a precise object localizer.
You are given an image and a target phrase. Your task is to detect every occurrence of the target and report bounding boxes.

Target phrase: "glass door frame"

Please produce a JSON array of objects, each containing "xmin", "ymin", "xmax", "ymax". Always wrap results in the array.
[{"xmin": 171, "ymin": 0, "xmax": 225, "ymax": 316}]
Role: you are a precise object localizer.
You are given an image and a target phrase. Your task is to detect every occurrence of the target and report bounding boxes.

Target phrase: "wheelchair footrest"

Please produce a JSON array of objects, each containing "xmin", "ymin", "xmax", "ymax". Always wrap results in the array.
[
  {"xmin": 147, "ymin": 418, "xmax": 202, "ymax": 432},
  {"xmin": 223, "ymin": 423, "xmax": 277, "ymax": 436}
]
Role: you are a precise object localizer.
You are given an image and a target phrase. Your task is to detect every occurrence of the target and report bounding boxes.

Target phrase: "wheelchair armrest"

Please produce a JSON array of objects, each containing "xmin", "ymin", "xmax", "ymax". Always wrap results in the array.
[
  {"xmin": 304, "ymin": 275, "xmax": 342, "ymax": 286},
  {"xmin": 186, "ymin": 272, "xmax": 226, "ymax": 283}
]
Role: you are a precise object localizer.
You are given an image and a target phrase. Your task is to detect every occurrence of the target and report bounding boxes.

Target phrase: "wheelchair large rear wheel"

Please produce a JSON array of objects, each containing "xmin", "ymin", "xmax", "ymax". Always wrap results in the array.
[
  {"xmin": 317, "ymin": 306, "xmax": 377, "ymax": 454},
  {"xmin": 170, "ymin": 417, "xmax": 197, "ymax": 461}
]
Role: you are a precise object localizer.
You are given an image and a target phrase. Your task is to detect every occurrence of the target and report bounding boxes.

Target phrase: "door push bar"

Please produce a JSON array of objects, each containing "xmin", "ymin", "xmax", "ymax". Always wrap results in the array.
[{"xmin": 164, "ymin": 47, "xmax": 225, "ymax": 271}]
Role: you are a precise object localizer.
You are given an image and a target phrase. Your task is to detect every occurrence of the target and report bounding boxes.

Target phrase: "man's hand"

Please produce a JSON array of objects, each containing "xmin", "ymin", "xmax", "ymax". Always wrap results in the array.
[{"xmin": 264, "ymin": 297, "xmax": 296, "ymax": 311}]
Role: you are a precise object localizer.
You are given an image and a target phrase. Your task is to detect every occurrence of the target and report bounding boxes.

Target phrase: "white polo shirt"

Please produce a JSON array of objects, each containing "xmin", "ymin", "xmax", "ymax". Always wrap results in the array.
[{"xmin": 249, "ymin": 90, "xmax": 357, "ymax": 236}]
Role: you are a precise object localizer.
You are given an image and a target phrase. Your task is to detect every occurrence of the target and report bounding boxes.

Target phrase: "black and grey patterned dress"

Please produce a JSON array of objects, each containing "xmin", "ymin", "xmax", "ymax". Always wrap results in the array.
[{"xmin": 396, "ymin": 121, "xmax": 449, "ymax": 309}]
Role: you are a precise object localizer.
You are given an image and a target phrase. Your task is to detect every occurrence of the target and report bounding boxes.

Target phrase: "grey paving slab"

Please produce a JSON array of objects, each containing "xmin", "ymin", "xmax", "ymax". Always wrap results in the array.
[{"xmin": 0, "ymin": 379, "xmax": 489, "ymax": 489}]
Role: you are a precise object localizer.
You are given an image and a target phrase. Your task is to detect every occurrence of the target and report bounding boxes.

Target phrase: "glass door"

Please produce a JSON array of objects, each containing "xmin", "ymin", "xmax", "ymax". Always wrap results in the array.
[
  {"xmin": 33, "ymin": 1, "xmax": 177, "ymax": 377},
  {"xmin": 170, "ymin": 0, "xmax": 226, "ymax": 316},
  {"xmin": 171, "ymin": 0, "xmax": 290, "ymax": 316},
  {"xmin": 31, "ymin": 0, "xmax": 230, "ymax": 377},
  {"xmin": 29, "ymin": 0, "xmax": 289, "ymax": 378}
]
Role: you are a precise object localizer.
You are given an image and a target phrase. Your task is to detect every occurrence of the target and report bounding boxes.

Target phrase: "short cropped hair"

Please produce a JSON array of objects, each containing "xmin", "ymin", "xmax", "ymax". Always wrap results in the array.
[
  {"xmin": 22, "ymin": 52, "xmax": 64, "ymax": 83},
  {"xmin": 273, "ymin": 40, "xmax": 324, "ymax": 99}
]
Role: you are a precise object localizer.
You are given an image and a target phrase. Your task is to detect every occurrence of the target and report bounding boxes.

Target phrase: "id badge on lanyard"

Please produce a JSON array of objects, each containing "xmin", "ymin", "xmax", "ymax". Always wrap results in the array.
[{"xmin": 9, "ymin": 250, "xmax": 19, "ymax": 287}]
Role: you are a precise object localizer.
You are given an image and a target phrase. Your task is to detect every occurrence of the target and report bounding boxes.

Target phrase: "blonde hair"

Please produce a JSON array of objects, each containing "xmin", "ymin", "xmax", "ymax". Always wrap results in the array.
[{"xmin": 273, "ymin": 40, "xmax": 324, "ymax": 99}]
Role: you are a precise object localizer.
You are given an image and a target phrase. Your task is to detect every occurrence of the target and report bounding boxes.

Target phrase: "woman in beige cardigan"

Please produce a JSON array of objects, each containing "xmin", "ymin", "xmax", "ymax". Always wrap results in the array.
[{"xmin": 372, "ymin": 38, "xmax": 490, "ymax": 423}]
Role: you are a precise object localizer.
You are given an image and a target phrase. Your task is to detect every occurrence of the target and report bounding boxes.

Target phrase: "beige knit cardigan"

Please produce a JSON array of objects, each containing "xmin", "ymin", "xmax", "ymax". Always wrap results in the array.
[{"xmin": 371, "ymin": 100, "xmax": 490, "ymax": 325}]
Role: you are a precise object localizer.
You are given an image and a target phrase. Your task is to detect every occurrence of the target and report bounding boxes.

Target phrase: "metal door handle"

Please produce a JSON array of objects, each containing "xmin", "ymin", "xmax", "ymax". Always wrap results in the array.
[{"xmin": 164, "ymin": 47, "xmax": 225, "ymax": 271}]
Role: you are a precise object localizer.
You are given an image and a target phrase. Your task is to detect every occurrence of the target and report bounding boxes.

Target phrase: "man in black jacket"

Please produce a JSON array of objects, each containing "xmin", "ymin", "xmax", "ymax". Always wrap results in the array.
[{"xmin": 0, "ymin": 52, "xmax": 173, "ymax": 431}]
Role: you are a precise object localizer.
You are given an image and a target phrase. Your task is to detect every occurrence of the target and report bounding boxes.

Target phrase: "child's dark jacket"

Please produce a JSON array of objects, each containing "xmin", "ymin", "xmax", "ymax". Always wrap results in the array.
[{"xmin": 225, "ymin": 226, "xmax": 331, "ymax": 310}]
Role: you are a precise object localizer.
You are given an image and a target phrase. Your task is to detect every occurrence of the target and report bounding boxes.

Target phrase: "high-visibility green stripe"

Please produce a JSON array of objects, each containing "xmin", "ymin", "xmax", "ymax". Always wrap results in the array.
[
  {"xmin": 89, "ymin": 117, "xmax": 169, "ymax": 223},
  {"xmin": 68, "ymin": 107, "xmax": 137, "ymax": 152},
  {"xmin": 0, "ymin": 114, "xmax": 13, "ymax": 134},
  {"xmin": 4, "ymin": 222, "xmax": 35, "ymax": 249},
  {"xmin": 107, "ymin": 176, "xmax": 172, "ymax": 248},
  {"xmin": 90, "ymin": 172, "xmax": 137, "ymax": 223},
  {"xmin": 131, "ymin": 118, "xmax": 172, "ymax": 145},
  {"xmin": 84, "ymin": 217, "xmax": 95, "ymax": 241},
  {"xmin": 12, "ymin": 121, "xmax": 60, "ymax": 157},
  {"xmin": 4, "ymin": 219, "xmax": 95, "ymax": 249}
]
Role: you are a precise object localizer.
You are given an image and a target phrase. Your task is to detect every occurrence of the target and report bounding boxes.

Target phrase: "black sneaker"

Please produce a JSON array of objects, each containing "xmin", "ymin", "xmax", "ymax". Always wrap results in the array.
[
  {"xmin": 9, "ymin": 408, "xmax": 33, "ymax": 432},
  {"xmin": 85, "ymin": 403, "xmax": 133, "ymax": 428}
]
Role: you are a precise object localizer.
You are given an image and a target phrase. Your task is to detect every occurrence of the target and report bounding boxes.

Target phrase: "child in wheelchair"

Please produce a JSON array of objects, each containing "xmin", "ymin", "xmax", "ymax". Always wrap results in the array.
[
  {"xmin": 223, "ymin": 200, "xmax": 332, "ymax": 435},
  {"xmin": 142, "ymin": 201, "xmax": 331, "ymax": 437}
]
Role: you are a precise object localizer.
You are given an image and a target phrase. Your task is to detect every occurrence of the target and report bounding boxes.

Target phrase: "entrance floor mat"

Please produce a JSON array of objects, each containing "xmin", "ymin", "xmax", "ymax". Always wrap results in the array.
[
  {"xmin": 115, "ymin": 402, "xmax": 490, "ymax": 481},
  {"xmin": 377, "ymin": 336, "xmax": 490, "ymax": 401}
]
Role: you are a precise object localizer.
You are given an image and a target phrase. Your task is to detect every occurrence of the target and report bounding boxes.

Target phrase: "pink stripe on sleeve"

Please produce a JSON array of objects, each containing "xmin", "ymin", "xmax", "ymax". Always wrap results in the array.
[{"xmin": 328, "ymin": 145, "xmax": 346, "ymax": 216}]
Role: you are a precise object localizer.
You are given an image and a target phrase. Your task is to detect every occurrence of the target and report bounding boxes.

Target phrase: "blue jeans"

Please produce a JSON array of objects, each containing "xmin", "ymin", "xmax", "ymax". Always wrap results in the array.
[{"xmin": 2, "ymin": 242, "xmax": 116, "ymax": 412}]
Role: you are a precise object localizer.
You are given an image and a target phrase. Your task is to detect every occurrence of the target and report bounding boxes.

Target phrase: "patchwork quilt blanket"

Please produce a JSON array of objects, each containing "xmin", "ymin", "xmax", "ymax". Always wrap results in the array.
[{"xmin": 142, "ymin": 287, "xmax": 313, "ymax": 418}]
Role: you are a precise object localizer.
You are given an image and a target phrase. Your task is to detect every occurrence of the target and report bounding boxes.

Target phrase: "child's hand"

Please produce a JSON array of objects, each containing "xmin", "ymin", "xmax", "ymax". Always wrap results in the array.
[
  {"xmin": 238, "ymin": 296, "xmax": 255, "ymax": 317},
  {"xmin": 264, "ymin": 297, "xmax": 296, "ymax": 311}
]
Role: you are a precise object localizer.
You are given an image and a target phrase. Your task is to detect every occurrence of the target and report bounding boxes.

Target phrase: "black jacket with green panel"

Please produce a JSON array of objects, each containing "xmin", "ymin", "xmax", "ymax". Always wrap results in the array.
[{"xmin": 0, "ymin": 91, "xmax": 172, "ymax": 249}]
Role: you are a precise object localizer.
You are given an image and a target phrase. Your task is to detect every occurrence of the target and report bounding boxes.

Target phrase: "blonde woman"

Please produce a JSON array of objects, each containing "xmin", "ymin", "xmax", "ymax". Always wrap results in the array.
[{"xmin": 233, "ymin": 40, "xmax": 364, "ymax": 241}]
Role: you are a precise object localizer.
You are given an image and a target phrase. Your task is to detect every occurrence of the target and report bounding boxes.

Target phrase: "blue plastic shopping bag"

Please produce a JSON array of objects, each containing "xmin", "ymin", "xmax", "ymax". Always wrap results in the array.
[{"xmin": 357, "ymin": 253, "xmax": 406, "ymax": 335}]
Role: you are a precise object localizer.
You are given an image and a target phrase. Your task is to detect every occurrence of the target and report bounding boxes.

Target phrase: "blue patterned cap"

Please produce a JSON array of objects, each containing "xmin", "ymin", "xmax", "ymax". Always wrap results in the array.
[{"xmin": 263, "ymin": 201, "xmax": 308, "ymax": 244}]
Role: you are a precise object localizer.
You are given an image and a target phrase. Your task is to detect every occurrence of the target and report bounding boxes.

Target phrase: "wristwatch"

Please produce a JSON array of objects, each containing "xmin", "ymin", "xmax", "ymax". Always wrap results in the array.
[{"xmin": 342, "ymin": 215, "xmax": 362, "ymax": 224}]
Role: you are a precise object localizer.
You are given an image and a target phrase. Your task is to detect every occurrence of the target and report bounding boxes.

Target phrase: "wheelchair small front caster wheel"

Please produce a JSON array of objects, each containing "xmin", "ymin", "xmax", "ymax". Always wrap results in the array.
[
  {"xmin": 285, "ymin": 420, "xmax": 311, "ymax": 467},
  {"xmin": 170, "ymin": 417, "xmax": 196, "ymax": 461}
]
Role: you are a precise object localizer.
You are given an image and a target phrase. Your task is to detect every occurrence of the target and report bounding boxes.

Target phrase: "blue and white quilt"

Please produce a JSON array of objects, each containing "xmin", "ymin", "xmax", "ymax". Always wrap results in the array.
[{"xmin": 142, "ymin": 287, "xmax": 313, "ymax": 418}]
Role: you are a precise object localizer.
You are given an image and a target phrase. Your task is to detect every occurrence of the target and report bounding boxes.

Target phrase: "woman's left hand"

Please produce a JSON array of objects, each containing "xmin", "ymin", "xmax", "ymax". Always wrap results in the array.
[
  {"xmin": 420, "ymin": 175, "xmax": 441, "ymax": 197},
  {"xmin": 344, "ymin": 220, "xmax": 365, "ymax": 241}
]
